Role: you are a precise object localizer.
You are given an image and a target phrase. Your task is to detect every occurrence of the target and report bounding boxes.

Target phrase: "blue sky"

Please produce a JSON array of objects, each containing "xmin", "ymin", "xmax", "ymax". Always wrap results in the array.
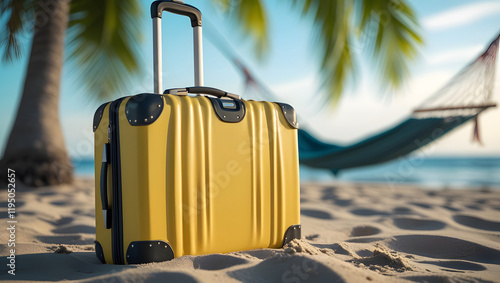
[{"xmin": 0, "ymin": 0, "xmax": 499, "ymax": 160}]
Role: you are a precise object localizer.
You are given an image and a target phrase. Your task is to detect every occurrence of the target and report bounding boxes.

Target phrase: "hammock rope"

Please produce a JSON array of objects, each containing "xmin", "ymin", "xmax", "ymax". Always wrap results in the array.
[{"xmin": 411, "ymin": 34, "xmax": 498, "ymax": 144}]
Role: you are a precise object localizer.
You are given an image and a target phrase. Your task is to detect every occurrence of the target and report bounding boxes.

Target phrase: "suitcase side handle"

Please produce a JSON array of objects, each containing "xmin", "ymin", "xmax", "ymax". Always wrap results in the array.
[
  {"xmin": 164, "ymin": 86, "xmax": 241, "ymax": 100},
  {"xmin": 100, "ymin": 143, "xmax": 112, "ymax": 229},
  {"xmin": 151, "ymin": 0, "xmax": 204, "ymax": 94}
]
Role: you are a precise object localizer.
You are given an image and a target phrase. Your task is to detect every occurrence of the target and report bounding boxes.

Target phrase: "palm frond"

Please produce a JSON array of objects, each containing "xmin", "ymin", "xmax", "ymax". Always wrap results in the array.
[
  {"xmin": 355, "ymin": 0, "xmax": 422, "ymax": 90},
  {"xmin": 217, "ymin": 0, "xmax": 422, "ymax": 105},
  {"xmin": 0, "ymin": 0, "xmax": 35, "ymax": 62},
  {"xmin": 293, "ymin": 0, "xmax": 356, "ymax": 104},
  {"xmin": 293, "ymin": 0, "xmax": 422, "ymax": 103},
  {"xmin": 211, "ymin": 0, "xmax": 268, "ymax": 59},
  {"xmin": 66, "ymin": 0, "xmax": 142, "ymax": 100}
]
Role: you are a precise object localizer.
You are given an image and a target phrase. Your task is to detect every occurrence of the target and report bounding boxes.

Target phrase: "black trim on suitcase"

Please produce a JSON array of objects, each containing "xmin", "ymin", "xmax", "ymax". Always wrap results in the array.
[
  {"xmin": 110, "ymin": 99, "xmax": 126, "ymax": 265},
  {"xmin": 95, "ymin": 240, "xmax": 106, "ymax": 264},
  {"xmin": 125, "ymin": 93, "xmax": 164, "ymax": 126},
  {"xmin": 276, "ymin": 103, "xmax": 299, "ymax": 129},
  {"xmin": 282, "ymin": 224, "xmax": 301, "ymax": 247},
  {"xmin": 126, "ymin": 240, "xmax": 175, "ymax": 264},
  {"xmin": 208, "ymin": 97, "xmax": 246, "ymax": 123},
  {"xmin": 93, "ymin": 102, "xmax": 107, "ymax": 132}
]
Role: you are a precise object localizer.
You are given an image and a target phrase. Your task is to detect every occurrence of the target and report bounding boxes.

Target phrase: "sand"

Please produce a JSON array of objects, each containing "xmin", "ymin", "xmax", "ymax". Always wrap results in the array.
[{"xmin": 1, "ymin": 178, "xmax": 500, "ymax": 282}]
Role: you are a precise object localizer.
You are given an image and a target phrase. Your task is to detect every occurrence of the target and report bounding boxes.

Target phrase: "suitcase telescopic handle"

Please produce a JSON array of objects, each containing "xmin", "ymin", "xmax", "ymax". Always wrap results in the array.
[
  {"xmin": 100, "ymin": 143, "xmax": 112, "ymax": 229},
  {"xmin": 151, "ymin": 0, "xmax": 203, "ymax": 94}
]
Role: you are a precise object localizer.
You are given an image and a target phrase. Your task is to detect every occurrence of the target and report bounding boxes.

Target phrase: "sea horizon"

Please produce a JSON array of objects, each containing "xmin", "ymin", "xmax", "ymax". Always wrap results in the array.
[{"xmin": 73, "ymin": 155, "xmax": 500, "ymax": 189}]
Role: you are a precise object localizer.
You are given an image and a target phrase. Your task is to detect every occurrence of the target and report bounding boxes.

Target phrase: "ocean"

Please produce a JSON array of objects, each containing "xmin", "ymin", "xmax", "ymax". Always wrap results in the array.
[{"xmin": 74, "ymin": 156, "xmax": 500, "ymax": 189}]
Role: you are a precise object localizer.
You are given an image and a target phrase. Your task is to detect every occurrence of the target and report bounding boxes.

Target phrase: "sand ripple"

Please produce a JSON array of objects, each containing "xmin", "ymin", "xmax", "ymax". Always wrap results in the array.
[
  {"xmin": 453, "ymin": 214, "xmax": 500, "ymax": 231},
  {"xmin": 386, "ymin": 235, "xmax": 500, "ymax": 264}
]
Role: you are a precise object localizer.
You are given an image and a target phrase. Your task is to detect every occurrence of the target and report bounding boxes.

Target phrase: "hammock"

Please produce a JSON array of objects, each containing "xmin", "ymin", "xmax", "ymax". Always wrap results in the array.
[
  {"xmin": 299, "ymin": 34, "xmax": 498, "ymax": 174},
  {"xmin": 205, "ymin": 25, "xmax": 498, "ymax": 173}
]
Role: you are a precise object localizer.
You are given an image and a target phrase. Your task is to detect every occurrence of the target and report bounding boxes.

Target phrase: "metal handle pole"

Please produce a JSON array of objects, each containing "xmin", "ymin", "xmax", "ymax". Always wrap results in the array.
[
  {"xmin": 153, "ymin": 17, "xmax": 162, "ymax": 94},
  {"xmin": 193, "ymin": 26, "xmax": 203, "ymax": 86},
  {"xmin": 152, "ymin": 1, "xmax": 203, "ymax": 92}
]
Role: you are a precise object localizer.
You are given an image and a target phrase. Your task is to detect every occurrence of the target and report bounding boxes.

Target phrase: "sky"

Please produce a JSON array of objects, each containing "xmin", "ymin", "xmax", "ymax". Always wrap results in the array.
[{"xmin": 0, "ymin": 0, "xmax": 500, "ymax": 161}]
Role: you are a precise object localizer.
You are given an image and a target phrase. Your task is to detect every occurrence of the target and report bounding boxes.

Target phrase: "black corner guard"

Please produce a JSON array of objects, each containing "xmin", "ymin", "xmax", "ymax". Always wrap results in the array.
[
  {"xmin": 93, "ymin": 103, "xmax": 107, "ymax": 132},
  {"xmin": 282, "ymin": 224, "xmax": 301, "ymax": 247},
  {"xmin": 276, "ymin": 103, "xmax": 298, "ymax": 129},
  {"xmin": 95, "ymin": 241, "xmax": 106, "ymax": 264},
  {"xmin": 126, "ymin": 240, "xmax": 174, "ymax": 264},
  {"xmin": 125, "ymin": 93, "xmax": 164, "ymax": 126}
]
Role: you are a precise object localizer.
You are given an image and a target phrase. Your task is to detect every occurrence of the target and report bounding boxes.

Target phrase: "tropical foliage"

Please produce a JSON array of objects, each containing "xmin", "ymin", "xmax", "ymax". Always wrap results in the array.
[
  {"xmin": 212, "ymin": 0, "xmax": 423, "ymax": 103},
  {"xmin": 1, "ymin": 0, "xmax": 423, "ymax": 105},
  {"xmin": 1, "ymin": 0, "xmax": 142, "ymax": 100}
]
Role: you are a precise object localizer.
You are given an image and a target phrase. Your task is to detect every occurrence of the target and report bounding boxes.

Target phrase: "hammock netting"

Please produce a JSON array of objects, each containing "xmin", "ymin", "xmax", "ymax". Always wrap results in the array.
[
  {"xmin": 206, "ymin": 26, "xmax": 499, "ymax": 174},
  {"xmin": 299, "ymin": 35, "xmax": 498, "ymax": 174}
]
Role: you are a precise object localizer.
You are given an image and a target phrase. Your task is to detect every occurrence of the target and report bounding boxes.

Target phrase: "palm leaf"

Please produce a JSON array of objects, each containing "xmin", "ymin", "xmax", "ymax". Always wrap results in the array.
[
  {"xmin": 66, "ymin": 0, "xmax": 142, "ymax": 100},
  {"xmin": 294, "ymin": 0, "xmax": 422, "ymax": 103},
  {"xmin": 294, "ymin": 0, "xmax": 356, "ymax": 104},
  {"xmin": 0, "ymin": 0, "xmax": 35, "ymax": 62},
  {"xmin": 356, "ymin": 0, "xmax": 422, "ymax": 90},
  {"xmin": 211, "ymin": 0, "xmax": 268, "ymax": 59},
  {"xmin": 213, "ymin": 0, "xmax": 422, "ymax": 104}
]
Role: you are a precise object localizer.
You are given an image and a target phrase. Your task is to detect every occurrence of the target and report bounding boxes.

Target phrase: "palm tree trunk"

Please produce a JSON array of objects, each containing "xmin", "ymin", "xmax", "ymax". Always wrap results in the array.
[{"xmin": 1, "ymin": 0, "xmax": 73, "ymax": 187}]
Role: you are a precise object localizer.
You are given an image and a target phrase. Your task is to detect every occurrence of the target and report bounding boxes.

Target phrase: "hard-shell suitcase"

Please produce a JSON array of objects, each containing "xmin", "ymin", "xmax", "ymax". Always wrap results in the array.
[{"xmin": 93, "ymin": 0, "xmax": 301, "ymax": 265}]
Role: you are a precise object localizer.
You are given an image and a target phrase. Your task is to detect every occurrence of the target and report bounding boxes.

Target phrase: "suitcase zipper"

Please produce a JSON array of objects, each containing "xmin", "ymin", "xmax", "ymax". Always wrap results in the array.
[{"xmin": 109, "ymin": 99, "xmax": 125, "ymax": 264}]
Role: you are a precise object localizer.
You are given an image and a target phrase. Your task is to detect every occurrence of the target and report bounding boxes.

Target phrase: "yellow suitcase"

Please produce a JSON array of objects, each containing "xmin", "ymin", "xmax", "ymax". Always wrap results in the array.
[{"xmin": 93, "ymin": 0, "xmax": 300, "ymax": 265}]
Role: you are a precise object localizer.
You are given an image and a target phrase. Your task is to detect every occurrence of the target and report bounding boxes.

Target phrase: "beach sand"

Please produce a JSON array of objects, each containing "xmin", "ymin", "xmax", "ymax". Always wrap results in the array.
[{"xmin": 1, "ymin": 178, "xmax": 500, "ymax": 282}]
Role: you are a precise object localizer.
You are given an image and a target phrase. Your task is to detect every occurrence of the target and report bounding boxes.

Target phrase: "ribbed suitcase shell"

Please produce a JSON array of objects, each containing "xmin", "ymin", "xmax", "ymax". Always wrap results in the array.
[{"xmin": 94, "ymin": 93, "xmax": 300, "ymax": 264}]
